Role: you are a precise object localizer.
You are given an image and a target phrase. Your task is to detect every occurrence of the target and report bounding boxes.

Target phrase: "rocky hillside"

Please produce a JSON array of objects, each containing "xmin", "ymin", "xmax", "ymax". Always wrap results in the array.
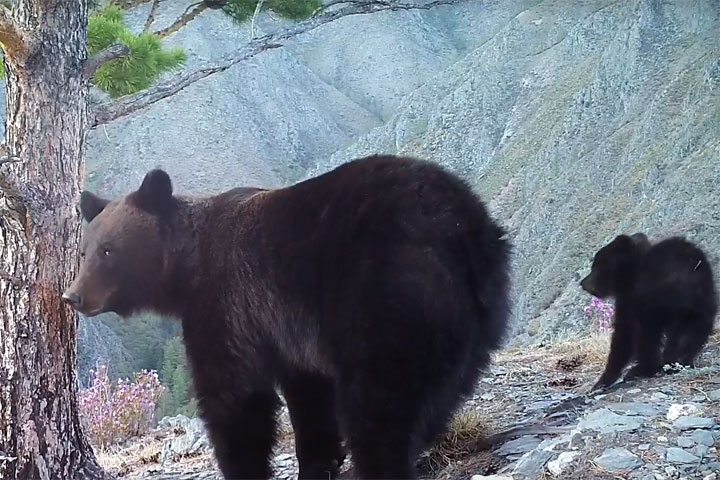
[
  {"xmin": 313, "ymin": 0, "xmax": 720, "ymax": 344},
  {"xmin": 0, "ymin": 1, "xmax": 717, "ymax": 367},
  {"xmin": 90, "ymin": 0, "xmax": 719, "ymax": 347},
  {"xmin": 94, "ymin": 332, "xmax": 720, "ymax": 480}
]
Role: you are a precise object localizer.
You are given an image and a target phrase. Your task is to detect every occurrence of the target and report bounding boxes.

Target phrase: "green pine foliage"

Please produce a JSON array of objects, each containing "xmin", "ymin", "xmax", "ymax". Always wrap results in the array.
[
  {"xmin": 89, "ymin": 6, "xmax": 186, "ymax": 98},
  {"xmin": 223, "ymin": 0, "xmax": 322, "ymax": 25},
  {"xmin": 0, "ymin": 6, "xmax": 186, "ymax": 94}
]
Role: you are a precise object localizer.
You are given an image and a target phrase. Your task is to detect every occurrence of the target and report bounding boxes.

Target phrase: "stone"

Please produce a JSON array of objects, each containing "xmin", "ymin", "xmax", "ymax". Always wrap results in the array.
[
  {"xmin": 160, "ymin": 416, "xmax": 210, "ymax": 464},
  {"xmin": 653, "ymin": 446, "xmax": 667, "ymax": 456},
  {"xmin": 708, "ymin": 389, "xmax": 720, "ymax": 401},
  {"xmin": 638, "ymin": 444, "xmax": 651, "ymax": 451},
  {"xmin": 673, "ymin": 416, "xmax": 715, "ymax": 431},
  {"xmin": 594, "ymin": 448, "xmax": 643, "ymax": 472},
  {"xmin": 471, "ymin": 476, "xmax": 514, "ymax": 480},
  {"xmin": 665, "ymin": 466, "xmax": 678, "ymax": 476},
  {"xmin": 568, "ymin": 431, "xmax": 584, "ymax": 449},
  {"xmin": 676, "ymin": 437, "xmax": 694, "ymax": 448},
  {"xmin": 547, "ymin": 451, "xmax": 580, "ymax": 476},
  {"xmin": 512, "ymin": 450, "xmax": 553, "ymax": 478},
  {"xmin": 578, "ymin": 408, "xmax": 643, "ymax": 434},
  {"xmin": 703, "ymin": 473, "xmax": 717, "ymax": 480},
  {"xmin": 607, "ymin": 402, "xmax": 661, "ymax": 417},
  {"xmin": 627, "ymin": 388, "xmax": 642, "ymax": 394},
  {"xmin": 652, "ymin": 392, "xmax": 669, "ymax": 401},
  {"xmin": 658, "ymin": 436, "xmax": 669, "ymax": 443},
  {"xmin": 665, "ymin": 447, "xmax": 700, "ymax": 464},
  {"xmin": 495, "ymin": 436, "xmax": 542, "ymax": 456},
  {"xmin": 526, "ymin": 400, "xmax": 556, "ymax": 411},
  {"xmin": 667, "ymin": 404, "xmax": 701, "ymax": 422},
  {"xmin": 694, "ymin": 445, "xmax": 710, "ymax": 458},
  {"xmin": 692, "ymin": 430, "xmax": 715, "ymax": 446}
]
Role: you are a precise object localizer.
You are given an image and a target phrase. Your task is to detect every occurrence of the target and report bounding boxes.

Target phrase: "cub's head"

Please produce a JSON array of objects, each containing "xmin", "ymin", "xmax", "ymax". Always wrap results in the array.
[
  {"xmin": 580, "ymin": 232, "xmax": 649, "ymax": 299},
  {"xmin": 63, "ymin": 169, "xmax": 179, "ymax": 318}
]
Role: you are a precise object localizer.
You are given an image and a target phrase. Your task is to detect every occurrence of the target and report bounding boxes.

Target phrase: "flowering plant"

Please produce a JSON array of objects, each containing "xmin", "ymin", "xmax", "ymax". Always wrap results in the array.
[
  {"xmin": 583, "ymin": 296, "xmax": 615, "ymax": 334},
  {"xmin": 79, "ymin": 365, "xmax": 164, "ymax": 447}
]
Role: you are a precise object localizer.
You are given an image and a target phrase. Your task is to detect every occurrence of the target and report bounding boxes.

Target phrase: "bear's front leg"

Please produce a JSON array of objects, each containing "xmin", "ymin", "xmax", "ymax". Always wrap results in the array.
[
  {"xmin": 593, "ymin": 316, "xmax": 635, "ymax": 391},
  {"xmin": 281, "ymin": 371, "xmax": 345, "ymax": 480},
  {"xmin": 202, "ymin": 390, "xmax": 281, "ymax": 480}
]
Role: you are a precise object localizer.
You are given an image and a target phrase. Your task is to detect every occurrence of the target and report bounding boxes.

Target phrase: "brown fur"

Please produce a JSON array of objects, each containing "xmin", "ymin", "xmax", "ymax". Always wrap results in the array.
[{"xmin": 64, "ymin": 154, "xmax": 512, "ymax": 479}]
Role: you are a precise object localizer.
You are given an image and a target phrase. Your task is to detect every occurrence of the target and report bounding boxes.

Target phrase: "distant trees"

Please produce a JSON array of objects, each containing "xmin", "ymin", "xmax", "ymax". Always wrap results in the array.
[{"xmin": 158, "ymin": 336, "xmax": 197, "ymax": 418}]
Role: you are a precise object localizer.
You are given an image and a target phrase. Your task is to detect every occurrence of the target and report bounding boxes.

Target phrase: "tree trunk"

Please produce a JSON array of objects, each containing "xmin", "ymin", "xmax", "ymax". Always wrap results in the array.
[{"xmin": 0, "ymin": 1, "xmax": 110, "ymax": 479}]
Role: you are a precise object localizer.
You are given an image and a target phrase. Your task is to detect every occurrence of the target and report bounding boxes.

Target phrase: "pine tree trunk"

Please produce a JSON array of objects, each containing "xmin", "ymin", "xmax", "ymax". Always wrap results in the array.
[{"xmin": 0, "ymin": 1, "xmax": 110, "ymax": 479}]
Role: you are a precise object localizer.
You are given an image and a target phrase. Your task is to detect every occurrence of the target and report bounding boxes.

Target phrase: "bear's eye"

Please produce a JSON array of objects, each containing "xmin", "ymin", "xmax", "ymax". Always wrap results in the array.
[{"xmin": 103, "ymin": 249, "xmax": 111, "ymax": 257}]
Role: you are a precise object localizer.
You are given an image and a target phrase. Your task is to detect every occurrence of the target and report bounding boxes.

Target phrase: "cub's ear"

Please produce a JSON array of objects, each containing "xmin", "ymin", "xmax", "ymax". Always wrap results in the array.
[
  {"xmin": 80, "ymin": 191, "xmax": 110, "ymax": 222},
  {"xmin": 611, "ymin": 234, "xmax": 631, "ymax": 246},
  {"xmin": 135, "ymin": 169, "xmax": 175, "ymax": 215},
  {"xmin": 629, "ymin": 232, "xmax": 650, "ymax": 247}
]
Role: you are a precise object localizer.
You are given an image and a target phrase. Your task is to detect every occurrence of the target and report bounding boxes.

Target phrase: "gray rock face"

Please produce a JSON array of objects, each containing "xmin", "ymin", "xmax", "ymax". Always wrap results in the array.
[
  {"xmin": 75, "ymin": 315, "xmax": 132, "ymax": 388},
  {"xmin": 160, "ymin": 415, "xmax": 210, "ymax": 464},
  {"xmin": 692, "ymin": 429, "xmax": 715, "ymax": 447},
  {"xmin": 577, "ymin": 408, "xmax": 643, "ymax": 433},
  {"xmin": 673, "ymin": 416, "xmax": 716, "ymax": 431},
  {"xmin": 665, "ymin": 447, "xmax": 700, "ymax": 464},
  {"xmin": 512, "ymin": 449, "xmax": 553, "ymax": 478},
  {"xmin": 313, "ymin": 0, "xmax": 720, "ymax": 343},
  {"xmin": 594, "ymin": 447, "xmax": 643, "ymax": 472},
  {"xmin": 0, "ymin": 0, "xmax": 716, "ymax": 370}
]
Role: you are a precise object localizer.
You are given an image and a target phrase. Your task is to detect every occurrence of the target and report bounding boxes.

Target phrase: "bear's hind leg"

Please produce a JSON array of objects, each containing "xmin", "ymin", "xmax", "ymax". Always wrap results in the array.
[
  {"xmin": 662, "ymin": 322, "xmax": 682, "ymax": 366},
  {"xmin": 338, "ymin": 375, "xmax": 418, "ymax": 480},
  {"xmin": 281, "ymin": 371, "xmax": 345, "ymax": 480},
  {"xmin": 203, "ymin": 390, "xmax": 280, "ymax": 480},
  {"xmin": 676, "ymin": 315, "xmax": 714, "ymax": 367}
]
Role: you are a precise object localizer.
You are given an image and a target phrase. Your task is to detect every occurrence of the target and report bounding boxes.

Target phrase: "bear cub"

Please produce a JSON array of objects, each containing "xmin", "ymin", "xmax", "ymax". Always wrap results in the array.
[
  {"xmin": 581, "ymin": 233, "xmax": 717, "ymax": 391},
  {"xmin": 63, "ymin": 154, "xmax": 511, "ymax": 480}
]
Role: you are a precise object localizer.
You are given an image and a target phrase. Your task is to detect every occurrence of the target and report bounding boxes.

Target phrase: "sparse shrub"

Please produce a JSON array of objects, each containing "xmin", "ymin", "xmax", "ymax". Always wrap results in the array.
[
  {"xmin": 79, "ymin": 364, "xmax": 165, "ymax": 447},
  {"xmin": 583, "ymin": 296, "xmax": 614, "ymax": 334}
]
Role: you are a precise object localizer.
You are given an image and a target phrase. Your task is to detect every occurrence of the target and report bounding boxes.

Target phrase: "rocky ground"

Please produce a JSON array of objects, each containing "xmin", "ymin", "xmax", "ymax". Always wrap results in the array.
[{"xmin": 98, "ymin": 332, "xmax": 720, "ymax": 480}]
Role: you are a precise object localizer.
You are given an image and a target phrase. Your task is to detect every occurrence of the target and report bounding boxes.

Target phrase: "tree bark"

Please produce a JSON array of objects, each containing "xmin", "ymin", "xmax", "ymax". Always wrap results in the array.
[{"xmin": 0, "ymin": 2, "xmax": 110, "ymax": 479}]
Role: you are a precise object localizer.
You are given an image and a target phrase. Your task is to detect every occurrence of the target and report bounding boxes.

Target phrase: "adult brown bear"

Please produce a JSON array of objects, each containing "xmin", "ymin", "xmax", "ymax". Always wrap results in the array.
[{"xmin": 64, "ymin": 154, "xmax": 511, "ymax": 480}]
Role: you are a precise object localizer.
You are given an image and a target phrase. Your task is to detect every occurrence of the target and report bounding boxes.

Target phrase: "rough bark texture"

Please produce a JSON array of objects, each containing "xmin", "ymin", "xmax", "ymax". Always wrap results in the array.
[{"xmin": 0, "ymin": 2, "xmax": 110, "ymax": 479}]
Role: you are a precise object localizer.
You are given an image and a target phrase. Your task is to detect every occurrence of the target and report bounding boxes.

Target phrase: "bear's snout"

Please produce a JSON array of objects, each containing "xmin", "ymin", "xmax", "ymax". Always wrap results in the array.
[
  {"xmin": 61, "ymin": 290, "xmax": 83, "ymax": 309},
  {"xmin": 580, "ymin": 274, "xmax": 597, "ymax": 296}
]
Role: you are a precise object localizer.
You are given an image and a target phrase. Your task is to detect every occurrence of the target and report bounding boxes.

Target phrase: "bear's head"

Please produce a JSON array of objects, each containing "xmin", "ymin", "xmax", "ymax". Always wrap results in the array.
[
  {"xmin": 580, "ymin": 232, "xmax": 650, "ymax": 299},
  {"xmin": 63, "ymin": 169, "xmax": 180, "ymax": 318}
]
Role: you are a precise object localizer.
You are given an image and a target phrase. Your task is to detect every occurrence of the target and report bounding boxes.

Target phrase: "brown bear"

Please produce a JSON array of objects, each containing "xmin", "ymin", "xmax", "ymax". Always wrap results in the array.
[
  {"xmin": 63, "ymin": 154, "xmax": 511, "ymax": 480},
  {"xmin": 581, "ymin": 233, "xmax": 717, "ymax": 391}
]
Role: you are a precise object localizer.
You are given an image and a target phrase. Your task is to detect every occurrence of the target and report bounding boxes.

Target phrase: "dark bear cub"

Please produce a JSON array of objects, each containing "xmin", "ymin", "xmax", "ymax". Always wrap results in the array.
[
  {"xmin": 581, "ymin": 233, "xmax": 717, "ymax": 391},
  {"xmin": 63, "ymin": 154, "xmax": 511, "ymax": 480}
]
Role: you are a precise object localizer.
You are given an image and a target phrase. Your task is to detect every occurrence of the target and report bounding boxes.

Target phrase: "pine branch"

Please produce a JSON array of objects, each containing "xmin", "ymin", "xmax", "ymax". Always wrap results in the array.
[
  {"xmin": 91, "ymin": 0, "xmax": 463, "ymax": 127},
  {"xmin": 0, "ymin": 5, "xmax": 31, "ymax": 60},
  {"xmin": 250, "ymin": 0, "xmax": 265, "ymax": 39},
  {"xmin": 143, "ymin": 0, "xmax": 162, "ymax": 32},
  {"xmin": 83, "ymin": 43, "xmax": 132, "ymax": 80},
  {"xmin": 154, "ymin": 2, "xmax": 208, "ymax": 39}
]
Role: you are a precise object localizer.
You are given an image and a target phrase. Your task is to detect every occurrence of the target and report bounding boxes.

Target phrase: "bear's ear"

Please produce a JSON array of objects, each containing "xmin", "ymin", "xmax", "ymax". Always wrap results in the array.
[
  {"xmin": 630, "ymin": 232, "xmax": 649, "ymax": 247},
  {"xmin": 135, "ymin": 169, "xmax": 175, "ymax": 215},
  {"xmin": 80, "ymin": 191, "xmax": 110, "ymax": 222}
]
